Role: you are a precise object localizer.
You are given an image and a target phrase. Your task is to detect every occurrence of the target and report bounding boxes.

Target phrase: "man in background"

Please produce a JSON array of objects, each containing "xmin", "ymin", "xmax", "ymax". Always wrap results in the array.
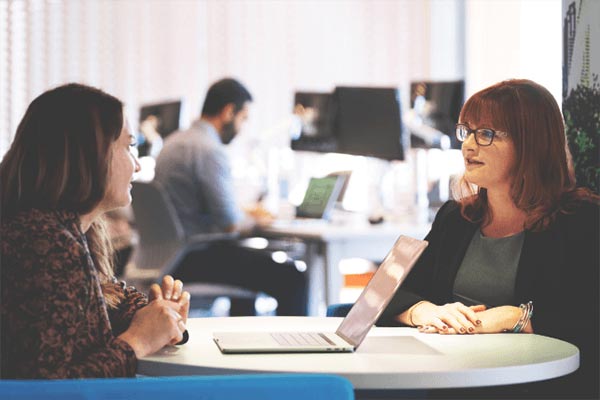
[{"xmin": 154, "ymin": 78, "xmax": 307, "ymax": 315}]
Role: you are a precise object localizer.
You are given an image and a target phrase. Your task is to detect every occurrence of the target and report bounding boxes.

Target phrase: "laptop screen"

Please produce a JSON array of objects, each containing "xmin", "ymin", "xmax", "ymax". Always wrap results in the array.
[
  {"xmin": 335, "ymin": 235, "xmax": 428, "ymax": 347},
  {"xmin": 296, "ymin": 176, "xmax": 343, "ymax": 219}
]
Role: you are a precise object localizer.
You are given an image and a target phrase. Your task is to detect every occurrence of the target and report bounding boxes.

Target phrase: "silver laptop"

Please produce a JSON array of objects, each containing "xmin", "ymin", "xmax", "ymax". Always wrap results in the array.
[{"xmin": 213, "ymin": 235, "xmax": 428, "ymax": 353}]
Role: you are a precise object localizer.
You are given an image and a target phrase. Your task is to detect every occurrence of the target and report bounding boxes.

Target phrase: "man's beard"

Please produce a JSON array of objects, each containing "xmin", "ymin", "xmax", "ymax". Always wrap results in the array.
[{"xmin": 220, "ymin": 121, "xmax": 237, "ymax": 144}]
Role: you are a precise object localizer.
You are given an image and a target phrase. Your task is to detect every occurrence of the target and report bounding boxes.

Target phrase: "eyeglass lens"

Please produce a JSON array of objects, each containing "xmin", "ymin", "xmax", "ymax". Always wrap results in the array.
[{"xmin": 456, "ymin": 125, "xmax": 495, "ymax": 145}]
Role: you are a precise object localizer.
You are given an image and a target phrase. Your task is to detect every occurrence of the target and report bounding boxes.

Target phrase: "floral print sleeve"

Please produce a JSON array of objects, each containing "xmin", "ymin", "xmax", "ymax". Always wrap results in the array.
[
  {"xmin": 0, "ymin": 210, "xmax": 139, "ymax": 379},
  {"xmin": 107, "ymin": 281, "xmax": 148, "ymax": 337}
]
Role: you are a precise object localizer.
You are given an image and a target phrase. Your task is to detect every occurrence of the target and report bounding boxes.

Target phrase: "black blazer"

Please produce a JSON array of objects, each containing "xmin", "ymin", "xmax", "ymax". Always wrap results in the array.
[{"xmin": 380, "ymin": 200, "xmax": 599, "ymax": 397}]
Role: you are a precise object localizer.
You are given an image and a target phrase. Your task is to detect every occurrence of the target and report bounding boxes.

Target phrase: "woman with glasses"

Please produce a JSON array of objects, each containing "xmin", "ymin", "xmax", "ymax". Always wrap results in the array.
[
  {"xmin": 0, "ymin": 84, "xmax": 190, "ymax": 378},
  {"xmin": 381, "ymin": 79, "xmax": 598, "ymax": 397}
]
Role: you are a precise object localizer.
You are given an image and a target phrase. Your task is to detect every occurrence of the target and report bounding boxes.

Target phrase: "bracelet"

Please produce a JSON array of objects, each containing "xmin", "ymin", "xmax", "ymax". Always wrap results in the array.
[
  {"xmin": 508, "ymin": 301, "xmax": 533, "ymax": 333},
  {"xmin": 408, "ymin": 300, "xmax": 428, "ymax": 327},
  {"xmin": 516, "ymin": 301, "xmax": 533, "ymax": 332}
]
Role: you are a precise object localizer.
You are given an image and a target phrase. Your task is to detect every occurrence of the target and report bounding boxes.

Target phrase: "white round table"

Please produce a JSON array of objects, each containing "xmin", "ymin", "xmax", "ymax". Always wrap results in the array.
[{"xmin": 138, "ymin": 317, "xmax": 579, "ymax": 390}]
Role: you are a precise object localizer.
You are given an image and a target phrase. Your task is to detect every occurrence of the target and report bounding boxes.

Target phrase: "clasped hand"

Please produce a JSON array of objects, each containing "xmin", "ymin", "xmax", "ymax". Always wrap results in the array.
[
  {"xmin": 411, "ymin": 301, "xmax": 524, "ymax": 334},
  {"xmin": 149, "ymin": 275, "xmax": 191, "ymax": 344},
  {"xmin": 119, "ymin": 275, "xmax": 191, "ymax": 358}
]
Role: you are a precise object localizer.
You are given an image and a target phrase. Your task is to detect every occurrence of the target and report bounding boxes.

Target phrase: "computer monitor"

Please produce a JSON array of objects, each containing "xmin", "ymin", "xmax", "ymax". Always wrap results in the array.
[
  {"xmin": 332, "ymin": 86, "xmax": 404, "ymax": 161},
  {"xmin": 291, "ymin": 92, "xmax": 337, "ymax": 153},
  {"xmin": 139, "ymin": 100, "xmax": 182, "ymax": 139},
  {"xmin": 409, "ymin": 81, "xmax": 464, "ymax": 149}
]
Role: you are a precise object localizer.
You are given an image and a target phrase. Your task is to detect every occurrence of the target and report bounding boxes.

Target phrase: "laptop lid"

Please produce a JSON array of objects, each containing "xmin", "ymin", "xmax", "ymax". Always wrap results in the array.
[
  {"xmin": 212, "ymin": 235, "xmax": 427, "ymax": 353},
  {"xmin": 295, "ymin": 176, "xmax": 344, "ymax": 219},
  {"xmin": 335, "ymin": 235, "xmax": 428, "ymax": 348}
]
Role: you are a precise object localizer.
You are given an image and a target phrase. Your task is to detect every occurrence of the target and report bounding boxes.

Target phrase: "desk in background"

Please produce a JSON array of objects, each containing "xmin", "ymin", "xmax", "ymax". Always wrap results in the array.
[
  {"xmin": 256, "ymin": 218, "xmax": 431, "ymax": 315},
  {"xmin": 139, "ymin": 317, "xmax": 579, "ymax": 392}
]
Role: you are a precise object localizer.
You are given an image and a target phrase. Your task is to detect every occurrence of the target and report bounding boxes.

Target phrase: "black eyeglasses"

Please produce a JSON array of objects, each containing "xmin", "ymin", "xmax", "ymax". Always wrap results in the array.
[{"xmin": 455, "ymin": 123, "xmax": 509, "ymax": 146}]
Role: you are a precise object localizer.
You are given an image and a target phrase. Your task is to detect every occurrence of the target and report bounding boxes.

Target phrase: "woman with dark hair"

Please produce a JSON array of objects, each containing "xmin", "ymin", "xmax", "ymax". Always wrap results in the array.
[
  {"xmin": 0, "ymin": 83, "xmax": 190, "ymax": 378},
  {"xmin": 380, "ymin": 79, "xmax": 599, "ymax": 397}
]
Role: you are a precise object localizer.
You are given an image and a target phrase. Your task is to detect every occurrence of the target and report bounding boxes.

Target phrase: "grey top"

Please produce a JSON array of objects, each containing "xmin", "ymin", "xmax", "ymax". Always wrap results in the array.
[
  {"xmin": 453, "ymin": 229, "xmax": 525, "ymax": 307},
  {"xmin": 154, "ymin": 120, "xmax": 242, "ymax": 236}
]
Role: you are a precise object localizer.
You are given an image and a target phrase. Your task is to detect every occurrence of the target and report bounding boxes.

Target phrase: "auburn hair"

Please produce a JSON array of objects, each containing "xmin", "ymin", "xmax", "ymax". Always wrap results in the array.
[
  {"xmin": 453, "ymin": 79, "xmax": 598, "ymax": 231},
  {"xmin": 0, "ymin": 83, "xmax": 125, "ymax": 307}
]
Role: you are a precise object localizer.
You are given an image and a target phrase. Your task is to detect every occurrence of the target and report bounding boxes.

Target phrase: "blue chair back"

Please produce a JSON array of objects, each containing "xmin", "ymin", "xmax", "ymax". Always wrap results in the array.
[
  {"xmin": 327, "ymin": 303, "xmax": 354, "ymax": 317},
  {"xmin": 0, "ymin": 374, "xmax": 354, "ymax": 400}
]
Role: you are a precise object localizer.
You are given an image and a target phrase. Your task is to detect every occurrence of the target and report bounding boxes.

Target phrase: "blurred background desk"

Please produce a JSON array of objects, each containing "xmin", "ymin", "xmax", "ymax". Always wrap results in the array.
[
  {"xmin": 138, "ymin": 317, "xmax": 579, "ymax": 396},
  {"xmin": 255, "ymin": 218, "xmax": 431, "ymax": 315}
]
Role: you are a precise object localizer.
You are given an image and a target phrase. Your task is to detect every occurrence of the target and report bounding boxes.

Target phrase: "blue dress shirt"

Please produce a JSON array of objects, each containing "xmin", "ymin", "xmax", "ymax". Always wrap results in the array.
[{"xmin": 154, "ymin": 120, "xmax": 242, "ymax": 236}]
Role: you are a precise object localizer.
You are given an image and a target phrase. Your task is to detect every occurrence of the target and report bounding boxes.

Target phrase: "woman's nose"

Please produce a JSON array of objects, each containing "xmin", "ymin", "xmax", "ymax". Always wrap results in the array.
[{"xmin": 462, "ymin": 131, "xmax": 478, "ymax": 149}]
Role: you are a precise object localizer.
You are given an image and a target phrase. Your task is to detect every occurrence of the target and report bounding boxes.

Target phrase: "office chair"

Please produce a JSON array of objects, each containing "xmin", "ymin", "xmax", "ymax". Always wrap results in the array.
[
  {"xmin": 327, "ymin": 303, "xmax": 354, "ymax": 317},
  {"xmin": 124, "ymin": 181, "xmax": 259, "ymax": 315},
  {"xmin": 0, "ymin": 374, "xmax": 355, "ymax": 400}
]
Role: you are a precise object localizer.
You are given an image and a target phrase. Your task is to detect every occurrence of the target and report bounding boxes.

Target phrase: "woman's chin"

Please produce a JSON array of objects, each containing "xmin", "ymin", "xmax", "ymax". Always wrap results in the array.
[{"xmin": 465, "ymin": 178, "xmax": 490, "ymax": 190}]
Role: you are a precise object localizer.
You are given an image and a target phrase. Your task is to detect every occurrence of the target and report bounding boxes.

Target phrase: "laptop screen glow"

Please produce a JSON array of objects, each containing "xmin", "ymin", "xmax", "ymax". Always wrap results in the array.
[{"xmin": 296, "ymin": 176, "xmax": 343, "ymax": 219}]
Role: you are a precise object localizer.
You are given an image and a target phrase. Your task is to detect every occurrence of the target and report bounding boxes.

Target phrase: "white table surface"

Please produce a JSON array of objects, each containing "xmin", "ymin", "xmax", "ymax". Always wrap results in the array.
[
  {"xmin": 138, "ymin": 317, "xmax": 579, "ymax": 390},
  {"xmin": 262, "ymin": 218, "xmax": 430, "ymax": 241},
  {"xmin": 256, "ymin": 219, "xmax": 431, "ymax": 315}
]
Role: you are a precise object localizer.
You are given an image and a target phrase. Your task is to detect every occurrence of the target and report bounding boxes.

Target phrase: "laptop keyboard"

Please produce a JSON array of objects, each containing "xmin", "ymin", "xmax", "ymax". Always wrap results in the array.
[{"xmin": 271, "ymin": 332, "xmax": 335, "ymax": 347}]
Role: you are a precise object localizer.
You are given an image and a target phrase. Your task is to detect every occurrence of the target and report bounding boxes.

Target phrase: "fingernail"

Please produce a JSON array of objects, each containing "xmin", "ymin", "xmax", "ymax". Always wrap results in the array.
[
  {"xmin": 459, "ymin": 327, "xmax": 465, "ymax": 333},
  {"xmin": 468, "ymin": 327, "xmax": 474, "ymax": 333},
  {"xmin": 476, "ymin": 320, "xmax": 482, "ymax": 325},
  {"xmin": 442, "ymin": 325, "xmax": 448, "ymax": 330}
]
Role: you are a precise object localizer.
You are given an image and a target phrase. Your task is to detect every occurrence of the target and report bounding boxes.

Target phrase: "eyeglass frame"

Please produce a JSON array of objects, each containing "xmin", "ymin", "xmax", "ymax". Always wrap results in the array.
[{"xmin": 455, "ymin": 123, "xmax": 509, "ymax": 146}]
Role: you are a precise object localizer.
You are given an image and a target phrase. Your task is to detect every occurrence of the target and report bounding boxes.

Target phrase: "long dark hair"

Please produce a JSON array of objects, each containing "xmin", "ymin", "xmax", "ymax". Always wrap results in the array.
[
  {"xmin": 454, "ymin": 79, "xmax": 598, "ymax": 231},
  {"xmin": 0, "ymin": 83, "xmax": 125, "ymax": 306}
]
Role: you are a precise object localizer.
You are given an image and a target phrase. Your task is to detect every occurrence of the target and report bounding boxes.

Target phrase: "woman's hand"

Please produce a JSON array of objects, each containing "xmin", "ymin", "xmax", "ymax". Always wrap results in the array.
[
  {"xmin": 472, "ymin": 306, "xmax": 530, "ymax": 333},
  {"xmin": 118, "ymin": 299, "xmax": 186, "ymax": 358},
  {"xmin": 409, "ymin": 301, "xmax": 486, "ymax": 334},
  {"xmin": 418, "ymin": 305, "xmax": 531, "ymax": 334},
  {"xmin": 149, "ymin": 275, "xmax": 190, "ymax": 324}
]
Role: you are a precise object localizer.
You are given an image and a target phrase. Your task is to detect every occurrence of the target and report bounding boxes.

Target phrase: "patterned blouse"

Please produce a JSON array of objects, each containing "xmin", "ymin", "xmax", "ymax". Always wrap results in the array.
[{"xmin": 1, "ymin": 209, "xmax": 147, "ymax": 378}]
